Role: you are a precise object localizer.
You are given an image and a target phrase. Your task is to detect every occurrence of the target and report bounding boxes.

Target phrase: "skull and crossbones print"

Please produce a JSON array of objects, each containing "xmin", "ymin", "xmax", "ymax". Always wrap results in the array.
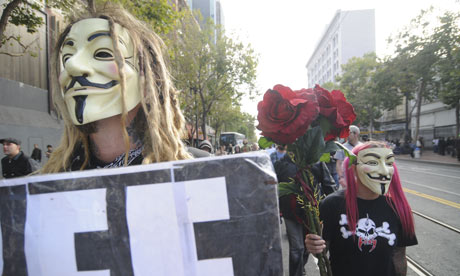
[{"xmin": 339, "ymin": 214, "xmax": 396, "ymax": 252}]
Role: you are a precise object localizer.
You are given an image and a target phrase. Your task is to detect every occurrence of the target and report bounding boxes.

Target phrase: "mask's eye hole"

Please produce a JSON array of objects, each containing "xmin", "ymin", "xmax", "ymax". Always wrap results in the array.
[
  {"xmin": 94, "ymin": 49, "xmax": 114, "ymax": 60},
  {"xmin": 62, "ymin": 54, "xmax": 72, "ymax": 66},
  {"xmin": 365, "ymin": 160, "xmax": 378, "ymax": 166},
  {"xmin": 386, "ymin": 162, "xmax": 394, "ymax": 167}
]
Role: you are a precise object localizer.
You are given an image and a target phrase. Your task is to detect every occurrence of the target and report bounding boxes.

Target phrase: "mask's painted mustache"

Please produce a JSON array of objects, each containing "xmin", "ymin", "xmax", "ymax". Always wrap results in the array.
[
  {"xmin": 65, "ymin": 76, "xmax": 118, "ymax": 92},
  {"xmin": 367, "ymin": 174, "xmax": 391, "ymax": 181}
]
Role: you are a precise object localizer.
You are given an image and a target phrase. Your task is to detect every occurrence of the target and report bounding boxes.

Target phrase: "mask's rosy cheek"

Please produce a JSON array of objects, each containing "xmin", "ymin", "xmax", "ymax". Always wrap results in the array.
[
  {"xmin": 108, "ymin": 63, "xmax": 119, "ymax": 75},
  {"xmin": 362, "ymin": 166, "xmax": 372, "ymax": 173}
]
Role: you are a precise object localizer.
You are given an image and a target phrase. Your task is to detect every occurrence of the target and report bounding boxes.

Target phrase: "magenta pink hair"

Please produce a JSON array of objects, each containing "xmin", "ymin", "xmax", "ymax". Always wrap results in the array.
[{"xmin": 344, "ymin": 141, "xmax": 415, "ymax": 238}]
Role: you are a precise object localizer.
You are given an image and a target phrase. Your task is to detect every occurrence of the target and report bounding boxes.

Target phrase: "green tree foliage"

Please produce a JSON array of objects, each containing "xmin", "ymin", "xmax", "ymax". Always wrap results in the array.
[
  {"xmin": 388, "ymin": 7, "xmax": 439, "ymax": 141},
  {"xmin": 337, "ymin": 52, "xmax": 383, "ymax": 138},
  {"xmin": 170, "ymin": 11, "xmax": 258, "ymax": 142},
  {"xmin": 0, "ymin": 0, "xmax": 75, "ymax": 56},
  {"xmin": 432, "ymin": 11, "xmax": 460, "ymax": 139},
  {"xmin": 98, "ymin": 0, "xmax": 181, "ymax": 35}
]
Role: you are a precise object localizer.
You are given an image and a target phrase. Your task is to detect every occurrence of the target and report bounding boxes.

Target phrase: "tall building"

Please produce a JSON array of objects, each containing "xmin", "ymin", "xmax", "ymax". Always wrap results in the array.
[
  {"xmin": 306, "ymin": 9, "xmax": 375, "ymax": 88},
  {"xmin": 187, "ymin": 0, "xmax": 224, "ymax": 26}
]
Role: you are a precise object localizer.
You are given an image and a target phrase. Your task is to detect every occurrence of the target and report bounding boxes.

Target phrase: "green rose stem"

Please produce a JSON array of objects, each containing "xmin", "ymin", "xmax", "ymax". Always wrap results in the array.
[{"xmin": 300, "ymin": 166, "xmax": 332, "ymax": 276}]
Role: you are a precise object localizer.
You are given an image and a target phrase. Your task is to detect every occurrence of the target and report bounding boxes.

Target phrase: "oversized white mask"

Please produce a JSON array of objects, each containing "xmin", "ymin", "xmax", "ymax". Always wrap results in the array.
[
  {"xmin": 59, "ymin": 18, "xmax": 140, "ymax": 125},
  {"xmin": 356, "ymin": 148, "xmax": 395, "ymax": 195}
]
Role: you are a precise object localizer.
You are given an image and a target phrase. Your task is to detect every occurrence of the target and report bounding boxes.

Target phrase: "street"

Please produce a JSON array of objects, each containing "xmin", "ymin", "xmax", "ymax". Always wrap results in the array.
[{"xmin": 281, "ymin": 160, "xmax": 460, "ymax": 276}]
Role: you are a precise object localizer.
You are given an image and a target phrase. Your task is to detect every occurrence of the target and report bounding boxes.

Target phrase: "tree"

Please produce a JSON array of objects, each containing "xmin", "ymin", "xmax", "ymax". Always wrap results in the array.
[
  {"xmin": 0, "ymin": 0, "xmax": 75, "ymax": 56},
  {"xmin": 337, "ymin": 52, "xmax": 383, "ymax": 139},
  {"xmin": 432, "ymin": 11, "xmax": 460, "ymax": 141},
  {"xmin": 170, "ymin": 11, "xmax": 258, "ymax": 142},
  {"xmin": 388, "ymin": 7, "xmax": 439, "ymax": 142}
]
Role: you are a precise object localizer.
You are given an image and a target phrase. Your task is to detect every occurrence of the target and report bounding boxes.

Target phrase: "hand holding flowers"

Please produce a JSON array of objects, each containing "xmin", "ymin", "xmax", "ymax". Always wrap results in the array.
[{"xmin": 257, "ymin": 84, "xmax": 356, "ymax": 276}]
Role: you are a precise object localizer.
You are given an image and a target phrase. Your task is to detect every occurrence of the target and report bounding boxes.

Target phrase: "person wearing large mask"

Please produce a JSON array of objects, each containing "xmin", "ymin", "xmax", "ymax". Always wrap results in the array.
[
  {"xmin": 305, "ymin": 141, "xmax": 417, "ymax": 276},
  {"xmin": 41, "ymin": 4, "xmax": 203, "ymax": 173}
]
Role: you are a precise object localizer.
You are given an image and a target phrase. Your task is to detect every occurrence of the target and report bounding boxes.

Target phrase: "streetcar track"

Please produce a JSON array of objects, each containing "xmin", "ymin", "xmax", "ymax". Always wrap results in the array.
[
  {"xmin": 406, "ymin": 255, "xmax": 434, "ymax": 276},
  {"xmin": 412, "ymin": 210, "xmax": 460, "ymax": 234}
]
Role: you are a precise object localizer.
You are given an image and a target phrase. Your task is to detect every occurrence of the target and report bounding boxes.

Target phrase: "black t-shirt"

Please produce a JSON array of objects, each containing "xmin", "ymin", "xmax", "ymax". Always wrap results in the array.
[{"xmin": 320, "ymin": 190, "xmax": 418, "ymax": 276}]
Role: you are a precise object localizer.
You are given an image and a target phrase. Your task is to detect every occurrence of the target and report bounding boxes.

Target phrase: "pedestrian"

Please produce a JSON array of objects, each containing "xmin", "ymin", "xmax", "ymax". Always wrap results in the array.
[
  {"xmin": 270, "ymin": 144, "xmax": 286, "ymax": 165},
  {"xmin": 334, "ymin": 125, "xmax": 362, "ymax": 187},
  {"xmin": 251, "ymin": 143, "xmax": 259, "ymax": 151},
  {"xmin": 45, "ymin": 145, "xmax": 53, "ymax": 159},
  {"xmin": 241, "ymin": 139, "xmax": 251, "ymax": 152},
  {"xmin": 227, "ymin": 143, "xmax": 234, "ymax": 154},
  {"xmin": 234, "ymin": 145, "xmax": 241, "ymax": 154},
  {"xmin": 41, "ymin": 3, "xmax": 207, "ymax": 174},
  {"xmin": 305, "ymin": 141, "xmax": 417, "ymax": 276},
  {"xmin": 31, "ymin": 144, "xmax": 42, "ymax": 162},
  {"xmin": 198, "ymin": 140, "xmax": 213, "ymax": 154},
  {"xmin": 1, "ymin": 138, "xmax": 38, "ymax": 178},
  {"xmin": 276, "ymin": 154, "xmax": 336, "ymax": 276}
]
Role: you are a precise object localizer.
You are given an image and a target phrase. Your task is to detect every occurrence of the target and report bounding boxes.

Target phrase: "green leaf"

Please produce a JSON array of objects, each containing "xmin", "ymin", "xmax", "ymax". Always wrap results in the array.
[
  {"xmin": 278, "ymin": 181, "xmax": 301, "ymax": 198},
  {"xmin": 295, "ymin": 126, "xmax": 326, "ymax": 165},
  {"xmin": 318, "ymin": 116, "xmax": 333, "ymax": 137},
  {"xmin": 319, "ymin": 153, "xmax": 331, "ymax": 162},
  {"xmin": 258, "ymin": 137, "xmax": 273, "ymax": 149},
  {"xmin": 324, "ymin": 140, "xmax": 340, "ymax": 153},
  {"xmin": 335, "ymin": 142, "xmax": 357, "ymax": 167}
]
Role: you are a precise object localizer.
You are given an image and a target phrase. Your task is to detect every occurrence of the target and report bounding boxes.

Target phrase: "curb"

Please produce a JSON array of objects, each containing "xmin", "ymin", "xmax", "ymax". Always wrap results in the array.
[{"xmin": 396, "ymin": 157, "xmax": 460, "ymax": 167}]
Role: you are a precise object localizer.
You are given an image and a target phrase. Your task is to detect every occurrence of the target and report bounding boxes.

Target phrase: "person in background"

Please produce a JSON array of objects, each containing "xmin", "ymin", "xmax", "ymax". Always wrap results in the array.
[
  {"xmin": 198, "ymin": 140, "xmax": 213, "ymax": 154},
  {"xmin": 45, "ymin": 145, "xmax": 53, "ymax": 159},
  {"xmin": 226, "ymin": 143, "xmax": 234, "ymax": 154},
  {"xmin": 305, "ymin": 141, "xmax": 417, "ymax": 276},
  {"xmin": 234, "ymin": 145, "xmax": 241, "ymax": 154},
  {"xmin": 335, "ymin": 125, "xmax": 362, "ymax": 187},
  {"xmin": 276, "ymin": 153, "xmax": 336, "ymax": 276},
  {"xmin": 1, "ymin": 138, "xmax": 38, "ymax": 178},
  {"xmin": 270, "ymin": 144, "xmax": 286, "ymax": 165},
  {"xmin": 31, "ymin": 144, "xmax": 42, "ymax": 163},
  {"xmin": 241, "ymin": 139, "xmax": 251, "ymax": 152},
  {"xmin": 251, "ymin": 143, "xmax": 259, "ymax": 151}
]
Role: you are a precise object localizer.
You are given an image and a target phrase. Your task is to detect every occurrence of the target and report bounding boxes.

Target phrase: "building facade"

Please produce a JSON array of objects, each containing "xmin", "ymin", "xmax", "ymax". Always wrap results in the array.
[
  {"xmin": 0, "ymin": 2, "xmax": 64, "ymax": 172},
  {"xmin": 306, "ymin": 9, "xmax": 375, "ymax": 88},
  {"xmin": 187, "ymin": 0, "xmax": 223, "ymax": 26}
]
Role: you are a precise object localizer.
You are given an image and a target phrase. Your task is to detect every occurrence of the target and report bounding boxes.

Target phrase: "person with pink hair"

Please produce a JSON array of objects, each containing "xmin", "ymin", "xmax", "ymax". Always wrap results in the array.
[{"xmin": 305, "ymin": 141, "xmax": 417, "ymax": 276}]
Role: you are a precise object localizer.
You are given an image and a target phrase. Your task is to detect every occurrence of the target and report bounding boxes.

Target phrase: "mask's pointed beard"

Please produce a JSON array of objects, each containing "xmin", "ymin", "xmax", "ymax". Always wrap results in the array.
[
  {"xmin": 74, "ymin": 95, "xmax": 88, "ymax": 124},
  {"xmin": 381, "ymin": 183, "xmax": 385, "ymax": 195}
]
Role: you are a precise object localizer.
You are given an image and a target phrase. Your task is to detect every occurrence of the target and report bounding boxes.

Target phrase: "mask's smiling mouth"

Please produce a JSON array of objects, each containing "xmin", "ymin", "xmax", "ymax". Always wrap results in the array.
[{"xmin": 367, "ymin": 174, "xmax": 391, "ymax": 181}]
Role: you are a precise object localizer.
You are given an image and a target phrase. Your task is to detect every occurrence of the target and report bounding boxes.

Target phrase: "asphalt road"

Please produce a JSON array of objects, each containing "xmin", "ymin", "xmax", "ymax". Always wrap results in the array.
[{"xmin": 281, "ymin": 160, "xmax": 460, "ymax": 276}]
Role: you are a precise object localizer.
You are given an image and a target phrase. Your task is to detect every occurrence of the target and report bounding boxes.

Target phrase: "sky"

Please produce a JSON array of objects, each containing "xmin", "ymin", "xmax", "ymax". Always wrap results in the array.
[{"xmin": 219, "ymin": 0, "xmax": 459, "ymax": 118}]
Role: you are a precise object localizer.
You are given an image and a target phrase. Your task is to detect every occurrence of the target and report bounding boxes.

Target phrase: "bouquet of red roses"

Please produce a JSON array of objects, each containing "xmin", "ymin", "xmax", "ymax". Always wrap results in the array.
[{"xmin": 257, "ymin": 84, "xmax": 356, "ymax": 276}]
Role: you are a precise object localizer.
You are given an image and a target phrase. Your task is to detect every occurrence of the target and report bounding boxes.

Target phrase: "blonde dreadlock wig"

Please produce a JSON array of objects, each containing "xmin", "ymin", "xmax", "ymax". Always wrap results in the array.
[{"xmin": 42, "ymin": 3, "xmax": 191, "ymax": 173}]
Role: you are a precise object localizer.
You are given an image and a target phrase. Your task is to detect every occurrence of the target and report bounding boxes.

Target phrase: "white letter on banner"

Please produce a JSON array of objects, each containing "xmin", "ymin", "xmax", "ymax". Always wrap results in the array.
[
  {"xmin": 25, "ymin": 189, "xmax": 109, "ymax": 276},
  {"xmin": 184, "ymin": 177, "xmax": 234, "ymax": 276},
  {"xmin": 126, "ymin": 183, "xmax": 186, "ymax": 276}
]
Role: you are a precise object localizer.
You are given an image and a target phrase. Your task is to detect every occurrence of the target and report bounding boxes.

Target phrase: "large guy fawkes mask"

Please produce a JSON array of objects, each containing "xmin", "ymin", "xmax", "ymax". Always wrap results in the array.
[
  {"xmin": 356, "ymin": 148, "xmax": 395, "ymax": 195},
  {"xmin": 59, "ymin": 18, "xmax": 140, "ymax": 125}
]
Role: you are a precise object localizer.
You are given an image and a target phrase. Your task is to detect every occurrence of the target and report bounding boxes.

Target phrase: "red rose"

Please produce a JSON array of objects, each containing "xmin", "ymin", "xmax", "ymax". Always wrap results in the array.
[
  {"xmin": 257, "ymin": 84, "xmax": 319, "ymax": 144},
  {"xmin": 313, "ymin": 85, "xmax": 356, "ymax": 140}
]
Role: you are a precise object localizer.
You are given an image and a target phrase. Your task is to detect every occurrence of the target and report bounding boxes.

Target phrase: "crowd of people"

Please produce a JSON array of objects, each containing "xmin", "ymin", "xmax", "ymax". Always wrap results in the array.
[{"xmin": 0, "ymin": 4, "xmax": 420, "ymax": 276}]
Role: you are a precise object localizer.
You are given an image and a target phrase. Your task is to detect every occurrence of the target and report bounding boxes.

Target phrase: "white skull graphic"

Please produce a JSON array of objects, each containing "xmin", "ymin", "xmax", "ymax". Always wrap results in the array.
[{"xmin": 356, "ymin": 216, "xmax": 377, "ymax": 241}]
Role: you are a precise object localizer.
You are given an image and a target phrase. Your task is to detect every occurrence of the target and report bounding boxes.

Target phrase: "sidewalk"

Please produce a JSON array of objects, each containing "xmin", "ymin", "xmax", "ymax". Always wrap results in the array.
[{"xmin": 395, "ymin": 150, "xmax": 460, "ymax": 167}]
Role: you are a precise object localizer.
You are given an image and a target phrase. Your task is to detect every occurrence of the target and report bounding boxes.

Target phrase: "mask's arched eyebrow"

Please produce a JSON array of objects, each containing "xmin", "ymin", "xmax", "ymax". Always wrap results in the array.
[
  {"xmin": 363, "ymin": 153, "xmax": 380, "ymax": 159},
  {"xmin": 386, "ymin": 154, "xmax": 395, "ymax": 160},
  {"xmin": 88, "ymin": 32, "xmax": 110, "ymax": 41}
]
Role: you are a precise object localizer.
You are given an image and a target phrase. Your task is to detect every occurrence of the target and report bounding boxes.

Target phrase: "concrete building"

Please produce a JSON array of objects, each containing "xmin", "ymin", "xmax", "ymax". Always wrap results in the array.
[
  {"xmin": 0, "ymin": 2, "xmax": 64, "ymax": 172},
  {"xmin": 306, "ymin": 9, "xmax": 375, "ymax": 88},
  {"xmin": 411, "ymin": 101, "xmax": 457, "ymax": 145},
  {"xmin": 187, "ymin": 0, "xmax": 224, "ymax": 26}
]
